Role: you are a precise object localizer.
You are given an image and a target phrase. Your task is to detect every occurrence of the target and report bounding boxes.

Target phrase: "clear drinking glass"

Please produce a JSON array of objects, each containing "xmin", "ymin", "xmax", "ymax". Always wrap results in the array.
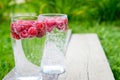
[
  {"xmin": 10, "ymin": 16, "xmax": 46, "ymax": 80},
  {"xmin": 38, "ymin": 14, "xmax": 68, "ymax": 79}
]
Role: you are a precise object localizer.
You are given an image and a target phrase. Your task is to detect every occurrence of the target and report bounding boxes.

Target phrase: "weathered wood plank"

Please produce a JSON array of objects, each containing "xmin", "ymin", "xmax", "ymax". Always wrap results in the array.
[
  {"xmin": 86, "ymin": 34, "xmax": 115, "ymax": 80},
  {"xmin": 59, "ymin": 34, "xmax": 115, "ymax": 80}
]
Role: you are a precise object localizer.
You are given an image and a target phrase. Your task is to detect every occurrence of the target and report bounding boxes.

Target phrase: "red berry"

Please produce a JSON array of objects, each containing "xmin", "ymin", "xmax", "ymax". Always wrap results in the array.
[
  {"xmin": 11, "ymin": 22, "xmax": 16, "ymax": 32},
  {"xmin": 22, "ymin": 20, "xmax": 33, "ymax": 31},
  {"xmin": 16, "ymin": 25, "xmax": 23, "ymax": 33},
  {"xmin": 35, "ymin": 21, "xmax": 44, "ymax": 31},
  {"xmin": 34, "ymin": 21, "xmax": 46, "ymax": 38},
  {"xmin": 56, "ymin": 20, "xmax": 64, "ymax": 30},
  {"xmin": 28, "ymin": 27, "xmax": 37, "ymax": 37},
  {"xmin": 37, "ymin": 31, "xmax": 46, "ymax": 38},
  {"xmin": 11, "ymin": 22, "xmax": 23, "ymax": 34},
  {"xmin": 45, "ymin": 19, "xmax": 56, "ymax": 32},
  {"xmin": 55, "ymin": 17, "xmax": 68, "ymax": 31},
  {"xmin": 11, "ymin": 32, "xmax": 20, "ymax": 40},
  {"xmin": 20, "ymin": 30, "xmax": 29, "ymax": 38}
]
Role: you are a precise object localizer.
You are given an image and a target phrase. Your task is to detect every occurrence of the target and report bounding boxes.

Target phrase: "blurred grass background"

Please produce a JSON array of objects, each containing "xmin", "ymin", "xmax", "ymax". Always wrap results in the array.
[{"xmin": 0, "ymin": 0, "xmax": 120, "ymax": 80}]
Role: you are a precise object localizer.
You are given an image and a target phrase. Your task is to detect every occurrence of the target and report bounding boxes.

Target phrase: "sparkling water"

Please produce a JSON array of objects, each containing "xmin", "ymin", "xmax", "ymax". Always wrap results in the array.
[{"xmin": 41, "ymin": 30, "xmax": 66, "ymax": 75}]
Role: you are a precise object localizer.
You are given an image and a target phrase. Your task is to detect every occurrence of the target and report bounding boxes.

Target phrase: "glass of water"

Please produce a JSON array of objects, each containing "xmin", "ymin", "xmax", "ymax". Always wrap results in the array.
[
  {"xmin": 38, "ymin": 14, "xmax": 68, "ymax": 79},
  {"xmin": 10, "ymin": 16, "xmax": 46, "ymax": 80}
]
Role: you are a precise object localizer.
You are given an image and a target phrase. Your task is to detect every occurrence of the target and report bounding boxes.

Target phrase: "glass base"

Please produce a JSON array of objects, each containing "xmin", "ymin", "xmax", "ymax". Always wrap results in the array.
[
  {"xmin": 15, "ymin": 76, "xmax": 41, "ymax": 80},
  {"xmin": 3, "ymin": 75, "xmax": 42, "ymax": 80},
  {"xmin": 41, "ymin": 65, "xmax": 65, "ymax": 74},
  {"xmin": 5, "ymin": 74, "xmax": 42, "ymax": 80},
  {"xmin": 14, "ymin": 70, "xmax": 42, "ymax": 80}
]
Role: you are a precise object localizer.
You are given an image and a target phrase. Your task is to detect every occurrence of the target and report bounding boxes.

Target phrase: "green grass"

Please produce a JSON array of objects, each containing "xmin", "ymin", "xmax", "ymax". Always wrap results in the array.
[
  {"xmin": 0, "ymin": 20, "xmax": 120, "ymax": 80},
  {"xmin": 0, "ymin": 20, "xmax": 14, "ymax": 79}
]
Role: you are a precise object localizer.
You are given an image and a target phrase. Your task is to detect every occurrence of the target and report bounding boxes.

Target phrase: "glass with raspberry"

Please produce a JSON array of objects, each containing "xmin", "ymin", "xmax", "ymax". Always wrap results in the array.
[
  {"xmin": 38, "ymin": 14, "xmax": 68, "ymax": 77},
  {"xmin": 11, "ymin": 16, "xmax": 46, "ymax": 80}
]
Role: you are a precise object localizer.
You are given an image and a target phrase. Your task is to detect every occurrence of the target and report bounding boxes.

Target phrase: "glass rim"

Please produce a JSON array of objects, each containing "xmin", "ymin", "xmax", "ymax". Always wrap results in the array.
[
  {"xmin": 11, "ymin": 16, "xmax": 38, "ymax": 21},
  {"xmin": 39, "ymin": 13, "xmax": 67, "ymax": 17}
]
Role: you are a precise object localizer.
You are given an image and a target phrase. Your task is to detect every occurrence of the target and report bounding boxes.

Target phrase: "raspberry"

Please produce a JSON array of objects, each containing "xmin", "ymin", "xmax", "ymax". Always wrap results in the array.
[
  {"xmin": 11, "ymin": 22, "xmax": 23, "ymax": 34},
  {"xmin": 37, "ymin": 30, "xmax": 46, "ymax": 38},
  {"xmin": 45, "ymin": 19, "xmax": 56, "ymax": 32},
  {"xmin": 56, "ymin": 17, "xmax": 68, "ymax": 31},
  {"xmin": 34, "ymin": 21, "xmax": 44, "ymax": 31},
  {"xmin": 56, "ymin": 20, "xmax": 64, "ymax": 30},
  {"xmin": 20, "ymin": 30, "xmax": 29, "ymax": 38},
  {"xmin": 15, "ymin": 25, "xmax": 23, "ymax": 33},
  {"xmin": 28, "ymin": 27, "xmax": 37, "ymax": 38},
  {"xmin": 11, "ymin": 22, "xmax": 16, "ymax": 32},
  {"xmin": 11, "ymin": 32, "xmax": 20, "ymax": 40},
  {"xmin": 34, "ymin": 21, "xmax": 46, "ymax": 38},
  {"xmin": 22, "ymin": 20, "xmax": 33, "ymax": 31}
]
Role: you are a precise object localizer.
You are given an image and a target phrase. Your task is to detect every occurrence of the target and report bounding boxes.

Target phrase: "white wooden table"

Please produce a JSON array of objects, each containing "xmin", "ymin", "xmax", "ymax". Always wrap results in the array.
[{"xmin": 3, "ymin": 34, "xmax": 115, "ymax": 80}]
